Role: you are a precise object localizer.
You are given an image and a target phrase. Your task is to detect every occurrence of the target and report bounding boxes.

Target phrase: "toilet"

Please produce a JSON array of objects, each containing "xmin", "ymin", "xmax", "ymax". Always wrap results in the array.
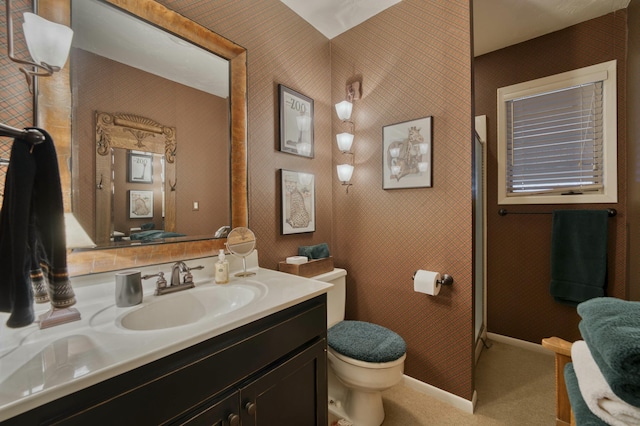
[{"xmin": 312, "ymin": 268, "xmax": 406, "ymax": 426}]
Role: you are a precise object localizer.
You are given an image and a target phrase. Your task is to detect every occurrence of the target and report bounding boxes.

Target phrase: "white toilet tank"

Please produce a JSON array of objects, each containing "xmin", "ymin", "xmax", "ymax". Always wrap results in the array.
[{"xmin": 310, "ymin": 268, "xmax": 346, "ymax": 327}]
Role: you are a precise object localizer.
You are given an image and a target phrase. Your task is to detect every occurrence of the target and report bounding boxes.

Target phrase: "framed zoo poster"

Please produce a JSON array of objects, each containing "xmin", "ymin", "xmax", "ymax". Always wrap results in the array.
[
  {"xmin": 382, "ymin": 116, "xmax": 433, "ymax": 189},
  {"xmin": 279, "ymin": 84, "xmax": 314, "ymax": 158},
  {"xmin": 128, "ymin": 151, "xmax": 153, "ymax": 184},
  {"xmin": 280, "ymin": 169, "xmax": 315, "ymax": 235},
  {"xmin": 129, "ymin": 190, "xmax": 154, "ymax": 219}
]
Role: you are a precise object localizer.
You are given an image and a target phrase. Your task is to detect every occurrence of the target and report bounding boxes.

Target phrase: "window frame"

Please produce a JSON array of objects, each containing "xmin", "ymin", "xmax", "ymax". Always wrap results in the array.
[{"xmin": 497, "ymin": 60, "xmax": 617, "ymax": 205}]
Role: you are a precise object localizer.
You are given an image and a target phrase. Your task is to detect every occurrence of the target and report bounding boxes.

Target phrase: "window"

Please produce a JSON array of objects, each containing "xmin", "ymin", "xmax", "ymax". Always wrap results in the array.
[{"xmin": 497, "ymin": 60, "xmax": 617, "ymax": 205}]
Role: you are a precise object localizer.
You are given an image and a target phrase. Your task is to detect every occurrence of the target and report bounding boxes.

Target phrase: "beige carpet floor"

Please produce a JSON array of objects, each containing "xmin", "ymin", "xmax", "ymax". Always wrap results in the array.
[{"xmin": 380, "ymin": 339, "xmax": 556, "ymax": 425}]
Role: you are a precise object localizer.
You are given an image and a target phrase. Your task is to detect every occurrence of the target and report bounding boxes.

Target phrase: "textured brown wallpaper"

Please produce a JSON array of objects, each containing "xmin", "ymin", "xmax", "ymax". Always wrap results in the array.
[
  {"xmin": 331, "ymin": 0, "xmax": 474, "ymax": 399},
  {"xmin": 157, "ymin": 0, "xmax": 334, "ymax": 268},
  {"xmin": 159, "ymin": 0, "xmax": 474, "ymax": 400},
  {"xmin": 0, "ymin": 0, "xmax": 33, "ymax": 197},
  {"xmin": 474, "ymin": 11, "xmax": 628, "ymax": 344},
  {"xmin": 1, "ymin": 0, "xmax": 475, "ymax": 402}
]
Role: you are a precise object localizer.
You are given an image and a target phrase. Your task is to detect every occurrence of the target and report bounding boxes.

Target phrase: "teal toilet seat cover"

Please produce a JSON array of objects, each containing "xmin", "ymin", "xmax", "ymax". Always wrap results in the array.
[{"xmin": 328, "ymin": 320, "xmax": 406, "ymax": 363}]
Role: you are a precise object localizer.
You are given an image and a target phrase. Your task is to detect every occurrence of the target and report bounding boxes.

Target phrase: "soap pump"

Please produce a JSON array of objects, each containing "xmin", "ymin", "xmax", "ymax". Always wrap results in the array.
[{"xmin": 215, "ymin": 249, "xmax": 229, "ymax": 284}]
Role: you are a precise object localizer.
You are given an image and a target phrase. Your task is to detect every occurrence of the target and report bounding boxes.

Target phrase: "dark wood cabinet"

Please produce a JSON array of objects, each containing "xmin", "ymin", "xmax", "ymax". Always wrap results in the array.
[
  {"xmin": 181, "ymin": 339, "xmax": 326, "ymax": 426},
  {"xmin": 4, "ymin": 295, "xmax": 328, "ymax": 426},
  {"xmin": 178, "ymin": 390, "xmax": 239, "ymax": 426},
  {"xmin": 238, "ymin": 339, "xmax": 325, "ymax": 426}
]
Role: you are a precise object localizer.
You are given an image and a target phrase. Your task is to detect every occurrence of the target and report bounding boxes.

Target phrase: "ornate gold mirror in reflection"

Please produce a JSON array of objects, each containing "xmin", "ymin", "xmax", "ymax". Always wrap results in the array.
[{"xmin": 94, "ymin": 111, "xmax": 177, "ymax": 245}]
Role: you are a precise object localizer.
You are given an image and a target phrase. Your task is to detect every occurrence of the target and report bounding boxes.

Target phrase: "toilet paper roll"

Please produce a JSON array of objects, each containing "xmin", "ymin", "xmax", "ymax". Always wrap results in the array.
[{"xmin": 413, "ymin": 270, "xmax": 441, "ymax": 296}]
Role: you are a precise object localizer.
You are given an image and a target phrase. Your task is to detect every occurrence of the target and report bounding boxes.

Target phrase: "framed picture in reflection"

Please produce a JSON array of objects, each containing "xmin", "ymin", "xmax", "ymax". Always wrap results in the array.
[
  {"xmin": 128, "ymin": 151, "xmax": 153, "ymax": 184},
  {"xmin": 129, "ymin": 190, "xmax": 154, "ymax": 219},
  {"xmin": 279, "ymin": 84, "xmax": 314, "ymax": 158}
]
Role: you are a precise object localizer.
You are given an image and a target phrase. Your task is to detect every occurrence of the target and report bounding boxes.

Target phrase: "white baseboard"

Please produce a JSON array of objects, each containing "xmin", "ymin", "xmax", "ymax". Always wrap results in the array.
[
  {"xmin": 402, "ymin": 375, "xmax": 476, "ymax": 414},
  {"xmin": 486, "ymin": 332, "xmax": 553, "ymax": 356},
  {"xmin": 400, "ymin": 332, "xmax": 551, "ymax": 416}
]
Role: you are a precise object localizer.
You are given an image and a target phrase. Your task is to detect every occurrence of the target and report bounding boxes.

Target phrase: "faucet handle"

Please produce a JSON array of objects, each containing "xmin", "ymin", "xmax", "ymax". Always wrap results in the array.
[
  {"xmin": 182, "ymin": 265, "xmax": 204, "ymax": 284},
  {"xmin": 142, "ymin": 271, "xmax": 167, "ymax": 291}
]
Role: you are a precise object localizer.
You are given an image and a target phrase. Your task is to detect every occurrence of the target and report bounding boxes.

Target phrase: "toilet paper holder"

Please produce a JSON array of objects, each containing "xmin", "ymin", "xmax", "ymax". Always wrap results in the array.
[
  {"xmin": 411, "ymin": 271, "xmax": 454, "ymax": 286},
  {"xmin": 437, "ymin": 274, "xmax": 454, "ymax": 286}
]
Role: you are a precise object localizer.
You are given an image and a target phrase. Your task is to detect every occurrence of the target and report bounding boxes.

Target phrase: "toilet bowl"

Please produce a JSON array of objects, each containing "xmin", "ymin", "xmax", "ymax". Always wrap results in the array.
[
  {"xmin": 327, "ymin": 323, "xmax": 406, "ymax": 425},
  {"xmin": 311, "ymin": 268, "xmax": 406, "ymax": 426}
]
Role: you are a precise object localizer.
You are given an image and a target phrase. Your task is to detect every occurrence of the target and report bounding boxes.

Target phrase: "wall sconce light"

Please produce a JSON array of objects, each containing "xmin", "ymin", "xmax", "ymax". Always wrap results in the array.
[
  {"xmin": 336, "ymin": 132, "xmax": 354, "ymax": 152},
  {"xmin": 336, "ymin": 164, "xmax": 354, "ymax": 190},
  {"xmin": 335, "ymin": 101, "xmax": 353, "ymax": 121},
  {"xmin": 5, "ymin": 2, "xmax": 74, "ymax": 92},
  {"xmin": 335, "ymin": 82, "xmax": 360, "ymax": 192}
]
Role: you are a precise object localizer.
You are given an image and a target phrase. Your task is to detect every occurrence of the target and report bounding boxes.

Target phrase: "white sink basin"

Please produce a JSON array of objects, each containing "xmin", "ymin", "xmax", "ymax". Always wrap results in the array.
[
  {"xmin": 121, "ymin": 292, "xmax": 206, "ymax": 330},
  {"xmin": 90, "ymin": 282, "xmax": 266, "ymax": 331}
]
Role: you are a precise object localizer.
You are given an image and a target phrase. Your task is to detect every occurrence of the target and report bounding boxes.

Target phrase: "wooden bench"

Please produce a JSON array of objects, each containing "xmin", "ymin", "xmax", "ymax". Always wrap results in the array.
[{"xmin": 542, "ymin": 337, "xmax": 575, "ymax": 426}]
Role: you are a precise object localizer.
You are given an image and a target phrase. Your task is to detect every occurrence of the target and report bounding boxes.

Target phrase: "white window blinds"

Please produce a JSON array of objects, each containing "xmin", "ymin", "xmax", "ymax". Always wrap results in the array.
[{"xmin": 505, "ymin": 81, "xmax": 603, "ymax": 196}]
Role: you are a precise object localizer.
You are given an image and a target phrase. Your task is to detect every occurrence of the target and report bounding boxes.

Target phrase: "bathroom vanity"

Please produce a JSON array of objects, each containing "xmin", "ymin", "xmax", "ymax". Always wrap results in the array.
[{"xmin": 0, "ymin": 255, "xmax": 331, "ymax": 425}]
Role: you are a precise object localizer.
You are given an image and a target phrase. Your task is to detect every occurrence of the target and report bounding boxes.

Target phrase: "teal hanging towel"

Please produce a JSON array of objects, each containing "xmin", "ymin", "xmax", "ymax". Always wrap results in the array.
[{"xmin": 549, "ymin": 210, "xmax": 609, "ymax": 306}]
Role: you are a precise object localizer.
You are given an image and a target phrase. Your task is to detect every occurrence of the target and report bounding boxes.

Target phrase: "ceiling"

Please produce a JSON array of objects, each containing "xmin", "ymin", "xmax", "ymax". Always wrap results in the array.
[
  {"xmin": 72, "ymin": 0, "xmax": 229, "ymax": 98},
  {"xmin": 279, "ymin": 0, "xmax": 402, "ymax": 40},
  {"xmin": 281, "ymin": 0, "xmax": 631, "ymax": 55},
  {"xmin": 72, "ymin": 1, "xmax": 631, "ymax": 99}
]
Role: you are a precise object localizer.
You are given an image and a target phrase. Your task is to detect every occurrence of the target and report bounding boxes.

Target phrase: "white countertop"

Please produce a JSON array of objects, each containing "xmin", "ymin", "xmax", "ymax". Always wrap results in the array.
[{"xmin": 0, "ymin": 251, "xmax": 332, "ymax": 422}]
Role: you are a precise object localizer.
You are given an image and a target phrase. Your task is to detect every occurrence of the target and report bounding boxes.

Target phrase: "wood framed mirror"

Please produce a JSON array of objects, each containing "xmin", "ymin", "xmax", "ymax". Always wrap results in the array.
[{"xmin": 37, "ymin": 0, "xmax": 247, "ymax": 276}]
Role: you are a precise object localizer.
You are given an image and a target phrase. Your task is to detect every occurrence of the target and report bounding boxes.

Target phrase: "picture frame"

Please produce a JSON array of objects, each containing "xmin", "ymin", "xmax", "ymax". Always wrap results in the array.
[
  {"xmin": 128, "ymin": 151, "xmax": 153, "ymax": 183},
  {"xmin": 279, "ymin": 84, "xmax": 314, "ymax": 158},
  {"xmin": 129, "ymin": 190, "xmax": 154, "ymax": 219},
  {"xmin": 280, "ymin": 169, "xmax": 315, "ymax": 235},
  {"xmin": 382, "ymin": 116, "xmax": 433, "ymax": 189}
]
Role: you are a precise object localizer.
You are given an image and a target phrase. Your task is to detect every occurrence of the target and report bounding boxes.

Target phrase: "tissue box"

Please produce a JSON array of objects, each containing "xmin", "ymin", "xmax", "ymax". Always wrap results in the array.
[{"xmin": 278, "ymin": 256, "xmax": 334, "ymax": 278}]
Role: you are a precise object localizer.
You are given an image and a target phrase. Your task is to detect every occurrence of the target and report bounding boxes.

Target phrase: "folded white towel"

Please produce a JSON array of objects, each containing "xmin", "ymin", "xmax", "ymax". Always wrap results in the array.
[{"xmin": 572, "ymin": 340, "xmax": 640, "ymax": 426}]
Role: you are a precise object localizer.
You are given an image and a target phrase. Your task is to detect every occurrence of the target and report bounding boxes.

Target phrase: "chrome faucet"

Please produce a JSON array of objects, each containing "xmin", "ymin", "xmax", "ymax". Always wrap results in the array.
[
  {"xmin": 143, "ymin": 262, "xmax": 204, "ymax": 296},
  {"xmin": 171, "ymin": 261, "xmax": 188, "ymax": 286}
]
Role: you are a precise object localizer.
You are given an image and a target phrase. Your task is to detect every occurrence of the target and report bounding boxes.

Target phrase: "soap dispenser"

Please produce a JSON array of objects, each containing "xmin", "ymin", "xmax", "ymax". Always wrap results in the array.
[{"xmin": 215, "ymin": 249, "xmax": 229, "ymax": 284}]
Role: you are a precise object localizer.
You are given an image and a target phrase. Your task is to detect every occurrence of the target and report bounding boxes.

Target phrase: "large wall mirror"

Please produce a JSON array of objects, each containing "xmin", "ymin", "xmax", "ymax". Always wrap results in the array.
[{"xmin": 37, "ymin": 0, "xmax": 247, "ymax": 275}]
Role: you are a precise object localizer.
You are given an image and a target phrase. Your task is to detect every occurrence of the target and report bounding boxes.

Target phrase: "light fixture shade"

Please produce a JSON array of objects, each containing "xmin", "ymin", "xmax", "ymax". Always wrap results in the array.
[
  {"xmin": 23, "ymin": 12, "xmax": 74, "ymax": 68},
  {"xmin": 337, "ymin": 164, "xmax": 354, "ymax": 183},
  {"xmin": 335, "ymin": 100, "xmax": 353, "ymax": 121},
  {"xmin": 336, "ymin": 132, "xmax": 354, "ymax": 152}
]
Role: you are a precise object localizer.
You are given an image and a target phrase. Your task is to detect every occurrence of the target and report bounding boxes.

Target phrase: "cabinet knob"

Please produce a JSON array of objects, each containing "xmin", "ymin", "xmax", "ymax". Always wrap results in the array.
[
  {"xmin": 227, "ymin": 413, "xmax": 240, "ymax": 426},
  {"xmin": 244, "ymin": 401, "xmax": 256, "ymax": 416}
]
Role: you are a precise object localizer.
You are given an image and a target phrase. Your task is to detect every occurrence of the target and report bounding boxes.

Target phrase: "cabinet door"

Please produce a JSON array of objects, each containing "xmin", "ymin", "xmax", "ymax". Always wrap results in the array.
[
  {"xmin": 239, "ymin": 339, "xmax": 327, "ymax": 426},
  {"xmin": 176, "ymin": 390, "xmax": 239, "ymax": 426}
]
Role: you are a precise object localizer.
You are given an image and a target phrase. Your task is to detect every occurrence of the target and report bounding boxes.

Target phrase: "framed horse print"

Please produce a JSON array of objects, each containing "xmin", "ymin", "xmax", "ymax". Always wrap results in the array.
[{"xmin": 129, "ymin": 190, "xmax": 154, "ymax": 219}]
